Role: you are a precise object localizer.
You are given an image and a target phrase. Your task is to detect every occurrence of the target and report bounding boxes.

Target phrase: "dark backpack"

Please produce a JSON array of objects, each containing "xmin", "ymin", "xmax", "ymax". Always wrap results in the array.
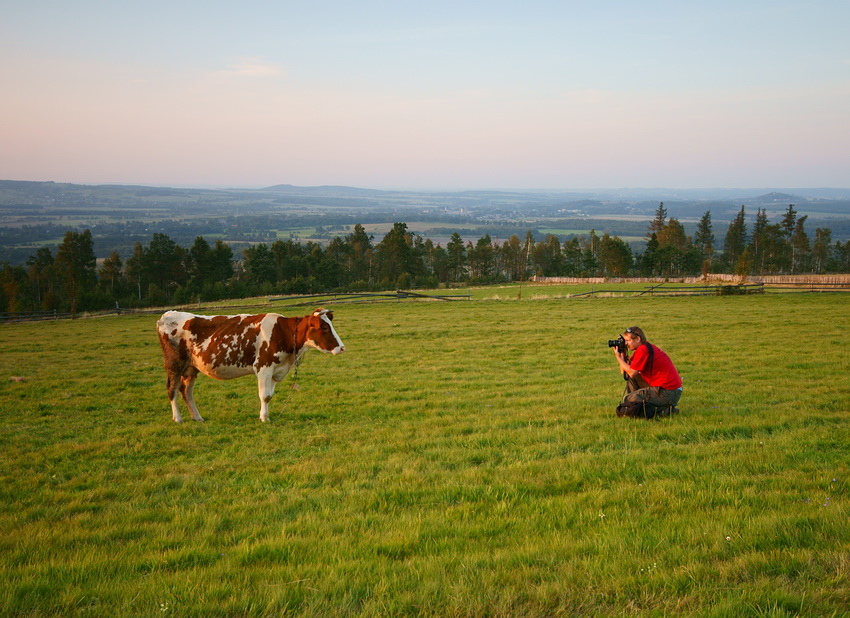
[
  {"xmin": 616, "ymin": 400, "xmax": 660, "ymax": 419},
  {"xmin": 616, "ymin": 400, "xmax": 675, "ymax": 420}
]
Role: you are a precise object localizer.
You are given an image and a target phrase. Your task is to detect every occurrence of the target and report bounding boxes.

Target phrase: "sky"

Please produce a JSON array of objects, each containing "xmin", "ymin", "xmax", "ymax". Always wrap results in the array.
[{"xmin": 2, "ymin": 1, "xmax": 849, "ymax": 190}]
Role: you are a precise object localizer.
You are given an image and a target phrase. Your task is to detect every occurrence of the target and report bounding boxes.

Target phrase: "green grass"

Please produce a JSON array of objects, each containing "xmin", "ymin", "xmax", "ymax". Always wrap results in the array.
[{"xmin": 1, "ymin": 293, "xmax": 848, "ymax": 616}]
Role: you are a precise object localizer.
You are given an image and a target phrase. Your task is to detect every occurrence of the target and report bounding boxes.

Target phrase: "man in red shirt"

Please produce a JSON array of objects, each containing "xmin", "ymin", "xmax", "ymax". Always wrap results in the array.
[{"xmin": 613, "ymin": 326, "xmax": 682, "ymax": 418}]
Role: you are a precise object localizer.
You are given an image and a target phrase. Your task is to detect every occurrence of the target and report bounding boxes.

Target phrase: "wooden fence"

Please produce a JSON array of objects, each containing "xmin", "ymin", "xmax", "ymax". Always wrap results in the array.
[
  {"xmin": 0, "ymin": 309, "xmax": 74, "ymax": 323},
  {"xmin": 533, "ymin": 274, "xmax": 850, "ymax": 294},
  {"xmin": 0, "ymin": 291, "xmax": 472, "ymax": 324},
  {"xmin": 533, "ymin": 274, "xmax": 850, "ymax": 286},
  {"xmin": 566, "ymin": 283, "xmax": 767, "ymax": 298},
  {"xmin": 266, "ymin": 290, "xmax": 472, "ymax": 308},
  {"xmin": 3, "ymin": 276, "xmax": 847, "ymax": 324}
]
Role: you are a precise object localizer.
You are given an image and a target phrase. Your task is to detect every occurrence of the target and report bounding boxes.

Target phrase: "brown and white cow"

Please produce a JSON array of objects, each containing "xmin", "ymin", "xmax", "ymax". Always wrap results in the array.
[{"xmin": 156, "ymin": 308, "xmax": 345, "ymax": 423}]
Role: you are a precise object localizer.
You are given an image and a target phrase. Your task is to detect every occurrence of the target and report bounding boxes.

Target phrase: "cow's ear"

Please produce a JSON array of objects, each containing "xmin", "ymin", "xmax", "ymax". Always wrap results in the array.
[
  {"xmin": 312, "ymin": 308, "xmax": 324, "ymax": 317},
  {"xmin": 325, "ymin": 311, "xmax": 334, "ymax": 321}
]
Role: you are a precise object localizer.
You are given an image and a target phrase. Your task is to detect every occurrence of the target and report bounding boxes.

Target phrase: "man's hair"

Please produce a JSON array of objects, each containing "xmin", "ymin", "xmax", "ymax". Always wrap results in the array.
[{"xmin": 623, "ymin": 326, "xmax": 647, "ymax": 343}]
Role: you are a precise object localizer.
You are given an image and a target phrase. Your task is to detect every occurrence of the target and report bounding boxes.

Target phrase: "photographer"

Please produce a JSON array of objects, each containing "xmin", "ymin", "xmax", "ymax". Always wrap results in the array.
[{"xmin": 612, "ymin": 326, "xmax": 682, "ymax": 418}]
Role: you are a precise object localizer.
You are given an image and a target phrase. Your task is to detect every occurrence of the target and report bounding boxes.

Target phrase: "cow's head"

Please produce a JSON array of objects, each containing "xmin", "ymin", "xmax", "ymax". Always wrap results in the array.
[{"xmin": 303, "ymin": 308, "xmax": 345, "ymax": 355}]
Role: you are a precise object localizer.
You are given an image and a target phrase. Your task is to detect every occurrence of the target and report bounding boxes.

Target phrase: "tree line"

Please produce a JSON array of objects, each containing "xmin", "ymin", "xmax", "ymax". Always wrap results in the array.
[{"xmin": 2, "ymin": 204, "xmax": 849, "ymax": 315}]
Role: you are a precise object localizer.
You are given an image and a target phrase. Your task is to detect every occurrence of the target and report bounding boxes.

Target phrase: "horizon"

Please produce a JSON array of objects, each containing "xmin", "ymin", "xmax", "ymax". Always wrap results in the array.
[
  {"xmin": 3, "ymin": 178, "xmax": 849, "ymax": 200},
  {"xmin": 3, "ymin": 2, "xmax": 849, "ymax": 190}
]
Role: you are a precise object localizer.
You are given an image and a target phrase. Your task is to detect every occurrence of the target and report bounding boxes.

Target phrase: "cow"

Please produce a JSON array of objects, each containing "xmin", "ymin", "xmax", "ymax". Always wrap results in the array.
[{"xmin": 156, "ymin": 308, "xmax": 345, "ymax": 423}]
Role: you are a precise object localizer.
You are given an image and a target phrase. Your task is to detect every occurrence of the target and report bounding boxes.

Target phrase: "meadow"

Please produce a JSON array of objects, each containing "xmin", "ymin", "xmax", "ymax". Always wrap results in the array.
[{"xmin": 1, "ymin": 289, "xmax": 848, "ymax": 616}]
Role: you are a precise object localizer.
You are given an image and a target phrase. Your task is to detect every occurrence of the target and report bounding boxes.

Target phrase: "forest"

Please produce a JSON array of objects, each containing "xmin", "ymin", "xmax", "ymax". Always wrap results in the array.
[{"xmin": 2, "ymin": 203, "xmax": 849, "ymax": 316}]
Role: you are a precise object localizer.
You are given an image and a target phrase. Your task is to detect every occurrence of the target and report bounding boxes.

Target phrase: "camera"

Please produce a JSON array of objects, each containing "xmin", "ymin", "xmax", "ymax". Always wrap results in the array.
[{"xmin": 608, "ymin": 336, "xmax": 626, "ymax": 353}]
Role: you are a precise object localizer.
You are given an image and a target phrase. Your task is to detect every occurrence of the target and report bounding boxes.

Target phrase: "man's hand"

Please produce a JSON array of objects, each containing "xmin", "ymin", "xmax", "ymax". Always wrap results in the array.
[{"xmin": 615, "ymin": 349, "xmax": 636, "ymax": 377}]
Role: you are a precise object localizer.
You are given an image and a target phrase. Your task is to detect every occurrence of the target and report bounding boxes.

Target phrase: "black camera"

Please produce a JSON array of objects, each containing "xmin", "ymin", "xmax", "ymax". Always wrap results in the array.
[{"xmin": 608, "ymin": 336, "xmax": 626, "ymax": 353}]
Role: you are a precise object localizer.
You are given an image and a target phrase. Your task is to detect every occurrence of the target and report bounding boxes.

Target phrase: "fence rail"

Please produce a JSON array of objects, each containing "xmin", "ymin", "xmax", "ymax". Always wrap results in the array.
[
  {"xmin": 0, "ymin": 290, "xmax": 472, "ymax": 324},
  {"xmin": 0, "ymin": 309, "xmax": 74, "ymax": 323},
  {"xmin": 533, "ymin": 274, "xmax": 850, "ymax": 296},
  {"xmin": 3, "ymin": 277, "xmax": 847, "ymax": 324},
  {"xmin": 267, "ymin": 290, "xmax": 472, "ymax": 308},
  {"xmin": 567, "ymin": 281, "xmax": 850, "ymax": 298},
  {"xmin": 568, "ymin": 283, "xmax": 768, "ymax": 298},
  {"xmin": 534, "ymin": 274, "xmax": 850, "ymax": 286}
]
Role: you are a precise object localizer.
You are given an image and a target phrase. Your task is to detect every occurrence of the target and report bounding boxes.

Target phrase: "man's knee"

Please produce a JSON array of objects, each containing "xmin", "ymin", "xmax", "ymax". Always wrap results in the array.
[{"xmin": 623, "ymin": 389, "xmax": 649, "ymax": 404}]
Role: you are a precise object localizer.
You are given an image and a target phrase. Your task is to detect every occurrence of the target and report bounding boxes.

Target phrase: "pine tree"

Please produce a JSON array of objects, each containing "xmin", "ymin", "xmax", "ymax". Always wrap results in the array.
[
  {"xmin": 446, "ymin": 232, "xmax": 466, "ymax": 282},
  {"xmin": 693, "ymin": 211, "xmax": 715, "ymax": 273},
  {"xmin": 723, "ymin": 206, "xmax": 748, "ymax": 271},
  {"xmin": 750, "ymin": 208, "xmax": 769, "ymax": 273},
  {"xmin": 98, "ymin": 251, "xmax": 124, "ymax": 296},
  {"xmin": 781, "ymin": 204, "xmax": 797, "ymax": 238},
  {"xmin": 188, "ymin": 236, "xmax": 213, "ymax": 288},
  {"xmin": 375, "ymin": 223, "xmax": 412, "ymax": 286},
  {"xmin": 598, "ymin": 234, "xmax": 633, "ymax": 276},
  {"xmin": 812, "ymin": 228, "xmax": 832, "ymax": 273},
  {"xmin": 780, "ymin": 204, "xmax": 798, "ymax": 271},
  {"xmin": 124, "ymin": 242, "xmax": 145, "ymax": 302},
  {"xmin": 346, "ymin": 223, "xmax": 373, "ymax": 284},
  {"xmin": 648, "ymin": 202, "xmax": 667, "ymax": 237},
  {"xmin": 790, "ymin": 216, "xmax": 810, "ymax": 273},
  {"xmin": 26, "ymin": 247, "xmax": 56, "ymax": 310},
  {"xmin": 54, "ymin": 229, "xmax": 97, "ymax": 315}
]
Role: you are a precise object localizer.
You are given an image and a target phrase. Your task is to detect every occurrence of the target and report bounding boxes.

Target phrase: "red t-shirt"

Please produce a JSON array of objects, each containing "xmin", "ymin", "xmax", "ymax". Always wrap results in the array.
[{"xmin": 630, "ymin": 343, "xmax": 682, "ymax": 390}]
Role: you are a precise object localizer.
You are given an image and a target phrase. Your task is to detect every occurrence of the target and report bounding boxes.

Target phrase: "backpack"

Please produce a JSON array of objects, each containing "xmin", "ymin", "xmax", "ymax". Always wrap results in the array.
[
  {"xmin": 616, "ymin": 401, "xmax": 676, "ymax": 420},
  {"xmin": 616, "ymin": 400, "xmax": 660, "ymax": 419}
]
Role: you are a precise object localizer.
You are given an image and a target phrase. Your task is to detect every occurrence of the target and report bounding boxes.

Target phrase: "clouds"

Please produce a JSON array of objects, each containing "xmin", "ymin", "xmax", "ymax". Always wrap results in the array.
[{"xmin": 214, "ymin": 58, "xmax": 286, "ymax": 79}]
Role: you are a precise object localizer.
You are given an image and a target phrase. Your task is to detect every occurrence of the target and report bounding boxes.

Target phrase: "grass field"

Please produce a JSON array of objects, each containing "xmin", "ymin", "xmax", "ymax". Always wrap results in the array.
[{"xmin": 1, "ymin": 290, "xmax": 848, "ymax": 616}]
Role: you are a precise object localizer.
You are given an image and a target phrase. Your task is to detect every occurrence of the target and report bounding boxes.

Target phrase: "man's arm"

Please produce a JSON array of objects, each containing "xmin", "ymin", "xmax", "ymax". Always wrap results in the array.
[{"xmin": 614, "ymin": 348, "xmax": 640, "ymax": 378}]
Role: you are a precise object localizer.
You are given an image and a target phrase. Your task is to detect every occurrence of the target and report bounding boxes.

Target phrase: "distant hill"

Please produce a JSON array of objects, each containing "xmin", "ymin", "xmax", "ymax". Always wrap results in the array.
[
  {"xmin": 751, "ymin": 192, "xmax": 799, "ymax": 205},
  {"xmin": 3, "ymin": 179, "xmax": 849, "ymax": 212},
  {"xmin": 261, "ymin": 184, "xmax": 394, "ymax": 197}
]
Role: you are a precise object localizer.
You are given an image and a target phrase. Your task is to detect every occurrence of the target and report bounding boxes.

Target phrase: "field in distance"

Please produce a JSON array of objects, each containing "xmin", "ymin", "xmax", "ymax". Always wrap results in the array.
[
  {"xmin": 1, "ymin": 291, "xmax": 848, "ymax": 615},
  {"xmin": 3, "ymin": 180, "xmax": 850, "ymax": 264}
]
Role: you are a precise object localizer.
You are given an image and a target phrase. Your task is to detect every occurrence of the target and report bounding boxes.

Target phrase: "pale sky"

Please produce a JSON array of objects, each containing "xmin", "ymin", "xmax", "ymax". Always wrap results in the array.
[{"xmin": 2, "ymin": 1, "xmax": 849, "ymax": 190}]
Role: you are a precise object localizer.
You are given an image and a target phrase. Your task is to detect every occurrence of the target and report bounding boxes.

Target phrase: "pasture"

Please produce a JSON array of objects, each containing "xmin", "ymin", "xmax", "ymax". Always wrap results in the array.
[{"xmin": 1, "ymin": 290, "xmax": 848, "ymax": 616}]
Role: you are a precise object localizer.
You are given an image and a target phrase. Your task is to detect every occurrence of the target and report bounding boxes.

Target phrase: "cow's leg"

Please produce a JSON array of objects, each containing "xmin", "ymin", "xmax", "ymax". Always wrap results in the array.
[
  {"xmin": 179, "ymin": 369, "xmax": 204, "ymax": 422},
  {"xmin": 160, "ymin": 334, "xmax": 187, "ymax": 423},
  {"xmin": 257, "ymin": 369, "xmax": 277, "ymax": 423},
  {"xmin": 166, "ymin": 371, "xmax": 184, "ymax": 423}
]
